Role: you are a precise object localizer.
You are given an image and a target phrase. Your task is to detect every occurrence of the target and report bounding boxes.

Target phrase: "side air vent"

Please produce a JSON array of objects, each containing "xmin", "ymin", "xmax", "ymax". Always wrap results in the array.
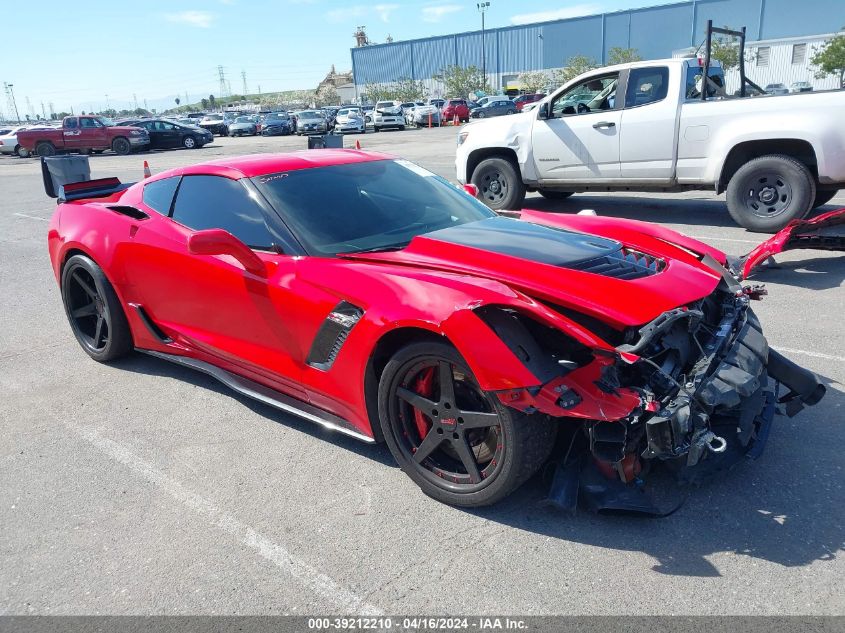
[
  {"xmin": 306, "ymin": 301, "xmax": 364, "ymax": 371},
  {"xmin": 569, "ymin": 247, "xmax": 665, "ymax": 280},
  {"xmin": 108, "ymin": 205, "xmax": 149, "ymax": 220}
]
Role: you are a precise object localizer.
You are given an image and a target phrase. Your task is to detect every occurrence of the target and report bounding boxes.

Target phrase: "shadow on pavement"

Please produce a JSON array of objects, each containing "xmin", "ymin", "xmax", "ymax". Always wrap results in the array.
[{"xmin": 747, "ymin": 254, "xmax": 845, "ymax": 290}]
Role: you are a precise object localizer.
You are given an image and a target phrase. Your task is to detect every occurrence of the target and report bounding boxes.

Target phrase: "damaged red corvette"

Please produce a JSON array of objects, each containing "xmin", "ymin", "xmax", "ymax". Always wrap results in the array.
[{"xmin": 46, "ymin": 150, "xmax": 839, "ymax": 511}]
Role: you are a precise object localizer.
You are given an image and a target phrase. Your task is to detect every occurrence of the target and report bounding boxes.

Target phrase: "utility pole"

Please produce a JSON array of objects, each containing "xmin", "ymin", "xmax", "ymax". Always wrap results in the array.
[
  {"xmin": 144, "ymin": 99, "xmax": 148, "ymax": 111},
  {"xmin": 477, "ymin": 2, "xmax": 490, "ymax": 88},
  {"xmin": 241, "ymin": 70, "xmax": 248, "ymax": 96},
  {"xmin": 133, "ymin": 93, "xmax": 139, "ymax": 110},
  {"xmin": 185, "ymin": 91, "xmax": 190, "ymax": 106},
  {"xmin": 25, "ymin": 96, "xmax": 34, "ymax": 119},
  {"xmin": 105, "ymin": 93, "xmax": 110, "ymax": 112},
  {"xmin": 4, "ymin": 83, "xmax": 20, "ymax": 123}
]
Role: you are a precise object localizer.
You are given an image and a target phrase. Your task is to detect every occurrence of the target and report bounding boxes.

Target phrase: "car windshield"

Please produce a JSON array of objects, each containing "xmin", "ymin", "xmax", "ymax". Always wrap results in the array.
[
  {"xmin": 253, "ymin": 159, "xmax": 495, "ymax": 256},
  {"xmin": 266, "ymin": 113, "xmax": 289, "ymax": 121},
  {"xmin": 299, "ymin": 111, "xmax": 321, "ymax": 119},
  {"xmin": 205, "ymin": 114, "xmax": 223, "ymax": 121},
  {"xmin": 235, "ymin": 117, "xmax": 251, "ymax": 123}
]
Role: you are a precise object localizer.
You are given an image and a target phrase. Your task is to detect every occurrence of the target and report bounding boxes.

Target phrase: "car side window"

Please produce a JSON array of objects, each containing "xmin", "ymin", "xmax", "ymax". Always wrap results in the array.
[
  {"xmin": 80, "ymin": 118, "xmax": 101, "ymax": 128},
  {"xmin": 65, "ymin": 118, "xmax": 78, "ymax": 129},
  {"xmin": 550, "ymin": 74, "xmax": 619, "ymax": 117},
  {"xmin": 625, "ymin": 67, "xmax": 669, "ymax": 108},
  {"xmin": 142, "ymin": 176, "xmax": 180, "ymax": 216},
  {"xmin": 171, "ymin": 175, "xmax": 275, "ymax": 249}
]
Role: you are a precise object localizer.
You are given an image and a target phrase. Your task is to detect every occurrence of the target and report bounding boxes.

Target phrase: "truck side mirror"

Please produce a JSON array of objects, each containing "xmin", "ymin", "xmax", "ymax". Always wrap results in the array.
[{"xmin": 537, "ymin": 103, "xmax": 550, "ymax": 119}]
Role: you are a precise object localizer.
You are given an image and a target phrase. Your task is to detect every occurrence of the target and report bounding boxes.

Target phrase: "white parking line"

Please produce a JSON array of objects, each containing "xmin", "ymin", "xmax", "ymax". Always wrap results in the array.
[
  {"xmin": 13, "ymin": 212, "xmax": 48, "ymax": 221},
  {"xmin": 66, "ymin": 423, "xmax": 383, "ymax": 615},
  {"xmin": 774, "ymin": 347, "xmax": 845, "ymax": 363}
]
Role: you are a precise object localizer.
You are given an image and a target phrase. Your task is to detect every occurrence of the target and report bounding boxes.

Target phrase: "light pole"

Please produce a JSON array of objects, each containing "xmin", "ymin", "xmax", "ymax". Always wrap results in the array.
[
  {"xmin": 105, "ymin": 93, "xmax": 110, "ymax": 113},
  {"xmin": 477, "ymin": 2, "xmax": 490, "ymax": 89}
]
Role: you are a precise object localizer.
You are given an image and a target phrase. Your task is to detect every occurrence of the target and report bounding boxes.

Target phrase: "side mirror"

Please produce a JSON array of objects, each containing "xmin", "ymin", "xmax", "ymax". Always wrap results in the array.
[
  {"xmin": 537, "ymin": 102, "xmax": 550, "ymax": 119},
  {"xmin": 462, "ymin": 183, "xmax": 479, "ymax": 198},
  {"xmin": 187, "ymin": 228, "xmax": 266, "ymax": 277}
]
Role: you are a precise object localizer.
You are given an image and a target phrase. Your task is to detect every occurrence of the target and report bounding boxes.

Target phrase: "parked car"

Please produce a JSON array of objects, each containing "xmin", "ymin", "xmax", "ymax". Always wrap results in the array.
[
  {"xmin": 441, "ymin": 99, "xmax": 470, "ymax": 123},
  {"xmin": 513, "ymin": 93, "xmax": 546, "ymax": 111},
  {"xmin": 228, "ymin": 116, "xmax": 258, "ymax": 137},
  {"xmin": 17, "ymin": 115, "xmax": 149, "ymax": 156},
  {"xmin": 0, "ymin": 126, "xmax": 28, "ymax": 156},
  {"xmin": 45, "ymin": 150, "xmax": 829, "ymax": 509},
  {"xmin": 409, "ymin": 104, "xmax": 441, "ymax": 127},
  {"xmin": 470, "ymin": 99, "xmax": 517, "ymax": 118},
  {"xmin": 198, "ymin": 114, "xmax": 230, "ymax": 136},
  {"xmin": 764, "ymin": 83, "xmax": 789, "ymax": 95},
  {"xmin": 373, "ymin": 102, "xmax": 405, "ymax": 132},
  {"xmin": 116, "ymin": 119, "xmax": 212, "ymax": 149},
  {"xmin": 334, "ymin": 107, "xmax": 366, "ymax": 134},
  {"xmin": 456, "ymin": 57, "xmax": 845, "ymax": 232},
  {"xmin": 295, "ymin": 110, "xmax": 328, "ymax": 135},
  {"xmin": 362, "ymin": 105, "xmax": 375, "ymax": 125},
  {"xmin": 428, "ymin": 98, "xmax": 445, "ymax": 109},
  {"xmin": 260, "ymin": 112, "xmax": 293, "ymax": 136},
  {"xmin": 790, "ymin": 81, "xmax": 814, "ymax": 93}
]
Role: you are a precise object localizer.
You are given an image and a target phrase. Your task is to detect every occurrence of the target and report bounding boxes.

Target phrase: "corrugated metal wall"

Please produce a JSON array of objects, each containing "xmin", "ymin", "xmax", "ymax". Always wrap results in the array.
[{"xmin": 351, "ymin": 0, "xmax": 843, "ymax": 92}]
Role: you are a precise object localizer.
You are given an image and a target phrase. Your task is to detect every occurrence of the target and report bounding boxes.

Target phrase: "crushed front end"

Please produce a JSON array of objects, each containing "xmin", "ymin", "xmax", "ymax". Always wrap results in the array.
[{"xmin": 489, "ymin": 266, "xmax": 826, "ymax": 515}]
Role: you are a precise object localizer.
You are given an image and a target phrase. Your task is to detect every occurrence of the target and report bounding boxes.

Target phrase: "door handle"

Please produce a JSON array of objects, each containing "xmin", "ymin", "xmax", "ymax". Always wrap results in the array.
[{"xmin": 592, "ymin": 121, "xmax": 616, "ymax": 129}]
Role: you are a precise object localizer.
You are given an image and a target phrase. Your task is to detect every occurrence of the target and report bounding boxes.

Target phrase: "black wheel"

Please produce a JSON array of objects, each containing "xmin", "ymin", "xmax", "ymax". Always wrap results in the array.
[
  {"xmin": 538, "ymin": 189, "xmax": 574, "ymax": 200},
  {"xmin": 183, "ymin": 135, "xmax": 197, "ymax": 149},
  {"xmin": 36, "ymin": 142, "xmax": 56, "ymax": 157},
  {"xmin": 61, "ymin": 254, "xmax": 133, "ymax": 362},
  {"xmin": 111, "ymin": 137, "xmax": 131, "ymax": 155},
  {"xmin": 477, "ymin": 111, "xmax": 486, "ymax": 118},
  {"xmin": 92, "ymin": 150, "xmax": 104, "ymax": 154},
  {"xmin": 399, "ymin": 126, "xmax": 405, "ymax": 131},
  {"xmin": 378, "ymin": 342, "xmax": 556, "ymax": 507},
  {"xmin": 471, "ymin": 157, "xmax": 526, "ymax": 210},
  {"xmin": 813, "ymin": 189, "xmax": 839, "ymax": 209},
  {"xmin": 374, "ymin": 126, "xmax": 380, "ymax": 133},
  {"xmin": 726, "ymin": 154, "xmax": 815, "ymax": 232}
]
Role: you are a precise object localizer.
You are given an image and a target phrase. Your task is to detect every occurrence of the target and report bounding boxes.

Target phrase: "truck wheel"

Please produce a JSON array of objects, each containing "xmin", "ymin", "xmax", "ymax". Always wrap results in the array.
[
  {"xmin": 726, "ymin": 154, "xmax": 815, "ymax": 233},
  {"xmin": 538, "ymin": 189, "xmax": 574, "ymax": 200},
  {"xmin": 36, "ymin": 142, "xmax": 56, "ymax": 157},
  {"xmin": 472, "ymin": 157, "xmax": 526, "ymax": 211},
  {"xmin": 111, "ymin": 137, "xmax": 131, "ymax": 155},
  {"xmin": 812, "ymin": 189, "xmax": 838, "ymax": 209}
]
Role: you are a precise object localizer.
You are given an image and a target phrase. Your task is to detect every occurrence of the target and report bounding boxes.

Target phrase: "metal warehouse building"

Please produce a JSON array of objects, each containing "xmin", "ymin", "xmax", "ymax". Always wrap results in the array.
[{"xmin": 350, "ymin": 0, "xmax": 843, "ymax": 96}]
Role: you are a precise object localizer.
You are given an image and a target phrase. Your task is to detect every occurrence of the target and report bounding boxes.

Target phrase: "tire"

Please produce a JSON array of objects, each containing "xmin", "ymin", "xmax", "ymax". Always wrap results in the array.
[
  {"xmin": 399, "ymin": 126, "xmax": 405, "ymax": 131},
  {"xmin": 374, "ymin": 126, "xmax": 380, "ymax": 133},
  {"xmin": 726, "ymin": 154, "xmax": 816, "ymax": 232},
  {"xmin": 472, "ymin": 156, "xmax": 526, "ymax": 210},
  {"xmin": 16, "ymin": 145, "xmax": 29, "ymax": 158},
  {"xmin": 538, "ymin": 189, "xmax": 574, "ymax": 200},
  {"xmin": 378, "ymin": 341, "xmax": 556, "ymax": 507},
  {"xmin": 111, "ymin": 137, "xmax": 131, "ymax": 155},
  {"xmin": 477, "ymin": 111, "xmax": 486, "ymax": 118},
  {"xmin": 183, "ymin": 135, "xmax": 197, "ymax": 149},
  {"xmin": 813, "ymin": 189, "xmax": 839, "ymax": 209},
  {"xmin": 61, "ymin": 254, "xmax": 133, "ymax": 363},
  {"xmin": 36, "ymin": 142, "xmax": 56, "ymax": 157}
]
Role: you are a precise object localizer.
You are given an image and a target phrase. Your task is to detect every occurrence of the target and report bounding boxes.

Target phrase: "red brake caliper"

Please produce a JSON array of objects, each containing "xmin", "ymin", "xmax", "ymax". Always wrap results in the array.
[{"xmin": 412, "ymin": 367, "xmax": 435, "ymax": 440}]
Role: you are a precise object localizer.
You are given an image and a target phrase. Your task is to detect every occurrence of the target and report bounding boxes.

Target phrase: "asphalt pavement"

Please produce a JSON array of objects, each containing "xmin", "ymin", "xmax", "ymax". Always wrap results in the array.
[{"xmin": 1, "ymin": 128, "xmax": 843, "ymax": 615}]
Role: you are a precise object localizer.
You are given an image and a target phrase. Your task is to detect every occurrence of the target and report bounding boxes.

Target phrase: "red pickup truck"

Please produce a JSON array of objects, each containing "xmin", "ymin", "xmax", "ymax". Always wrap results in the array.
[{"xmin": 17, "ymin": 116, "xmax": 149, "ymax": 157}]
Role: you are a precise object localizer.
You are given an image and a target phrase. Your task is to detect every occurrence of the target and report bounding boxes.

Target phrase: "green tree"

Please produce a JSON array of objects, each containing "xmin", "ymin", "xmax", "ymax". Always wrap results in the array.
[
  {"xmin": 201, "ymin": 98, "xmax": 209, "ymax": 110},
  {"xmin": 364, "ymin": 83, "xmax": 398, "ymax": 103},
  {"xmin": 608, "ymin": 47, "xmax": 642, "ymax": 64},
  {"xmin": 208, "ymin": 94, "xmax": 216, "ymax": 109},
  {"xmin": 811, "ymin": 30, "xmax": 845, "ymax": 87},
  {"xmin": 433, "ymin": 65, "xmax": 490, "ymax": 99},
  {"xmin": 175, "ymin": 97, "xmax": 181, "ymax": 107},
  {"xmin": 517, "ymin": 70, "xmax": 549, "ymax": 94},
  {"xmin": 394, "ymin": 76, "xmax": 426, "ymax": 102},
  {"xmin": 315, "ymin": 85, "xmax": 339, "ymax": 106},
  {"xmin": 710, "ymin": 33, "xmax": 740, "ymax": 71},
  {"xmin": 550, "ymin": 55, "xmax": 599, "ymax": 87}
]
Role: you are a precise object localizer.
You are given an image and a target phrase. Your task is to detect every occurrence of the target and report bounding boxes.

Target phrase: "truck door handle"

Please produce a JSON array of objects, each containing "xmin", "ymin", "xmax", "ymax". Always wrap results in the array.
[{"xmin": 592, "ymin": 121, "xmax": 616, "ymax": 129}]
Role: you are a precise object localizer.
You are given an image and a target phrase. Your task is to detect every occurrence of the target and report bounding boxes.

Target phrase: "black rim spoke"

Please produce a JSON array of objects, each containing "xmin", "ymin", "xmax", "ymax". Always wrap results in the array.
[
  {"xmin": 458, "ymin": 410, "xmax": 500, "ymax": 429},
  {"xmin": 438, "ymin": 361, "xmax": 455, "ymax": 403},
  {"xmin": 72, "ymin": 272, "xmax": 98, "ymax": 300},
  {"xmin": 72, "ymin": 302, "xmax": 97, "ymax": 318},
  {"xmin": 396, "ymin": 387, "xmax": 437, "ymax": 413},
  {"xmin": 413, "ymin": 430, "xmax": 444, "ymax": 464},
  {"xmin": 93, "ymin": 315, "xmax": 105, "ymax": 348},
  {"xmin": 452, "ymin": 437, "xmax": 482, "ymax": 483}
]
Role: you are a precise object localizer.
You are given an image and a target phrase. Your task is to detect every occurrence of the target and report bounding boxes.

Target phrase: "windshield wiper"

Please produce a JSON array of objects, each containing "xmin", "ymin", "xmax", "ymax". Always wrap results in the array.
[{"xmin": 347, "ymin": 241, "xmax": 410, "ymax": 254}]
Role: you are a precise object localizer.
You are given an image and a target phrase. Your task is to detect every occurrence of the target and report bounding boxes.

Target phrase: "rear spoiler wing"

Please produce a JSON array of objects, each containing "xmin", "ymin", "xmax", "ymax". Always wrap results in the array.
[{"xmin": 41, "ymin": 155, "xmax": 132, "ymax": 203}]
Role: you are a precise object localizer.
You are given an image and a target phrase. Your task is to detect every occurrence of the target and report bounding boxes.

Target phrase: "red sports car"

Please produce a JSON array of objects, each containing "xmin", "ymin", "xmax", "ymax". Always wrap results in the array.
[{"xmin": 47, "ymin": 150, "xmax": 831, "ymax": 511}]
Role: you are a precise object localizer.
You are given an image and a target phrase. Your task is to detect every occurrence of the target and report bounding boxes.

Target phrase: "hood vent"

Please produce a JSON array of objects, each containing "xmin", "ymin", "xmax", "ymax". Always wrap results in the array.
[{"xmin": 569, "ymin": 247, "xmax": 665, "ymax": 280}]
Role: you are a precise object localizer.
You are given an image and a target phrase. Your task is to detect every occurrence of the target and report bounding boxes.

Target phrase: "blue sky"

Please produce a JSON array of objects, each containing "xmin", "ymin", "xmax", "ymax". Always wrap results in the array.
[{"xmin": 6, "ymin": 0, "xmax": 666, "ymax": 116}]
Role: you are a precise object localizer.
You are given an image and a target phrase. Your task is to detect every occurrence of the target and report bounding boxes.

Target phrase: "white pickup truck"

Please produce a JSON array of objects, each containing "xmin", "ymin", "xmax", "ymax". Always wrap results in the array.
[{"xmin": 456, "ymin": 57, "xmax": 845, "ymax": 231}]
